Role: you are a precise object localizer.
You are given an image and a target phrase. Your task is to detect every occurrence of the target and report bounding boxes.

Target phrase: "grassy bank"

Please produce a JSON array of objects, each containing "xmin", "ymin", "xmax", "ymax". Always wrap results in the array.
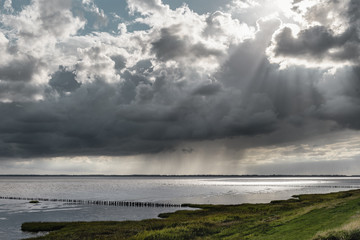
[{"xmin": 22, "ymin": 189, "xmax": 360, "ymax": 240}]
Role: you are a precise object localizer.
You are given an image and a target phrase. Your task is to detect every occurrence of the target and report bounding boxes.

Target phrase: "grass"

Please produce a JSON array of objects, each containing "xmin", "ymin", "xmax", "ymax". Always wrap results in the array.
[
  {"xmin": 21, "ymin": 189, "xmax": 360, "ymax": 240},
  {"xmin": 312, "ymin": 213, "xmax": 360, "ymax": 240}
]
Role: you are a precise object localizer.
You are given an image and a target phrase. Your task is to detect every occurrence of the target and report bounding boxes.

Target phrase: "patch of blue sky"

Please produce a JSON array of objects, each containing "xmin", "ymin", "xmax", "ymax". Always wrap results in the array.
[
  {"xmin": 5, "ymin": 0, "xmax": 31, "ymax": 12},
  {"xmin": 73, "ymin": 0, "xmax": 150, "ymax": 35},
  {"xmin": 76, "ymin": 0, "xmax": 235, "ymax": 35},
  {"xmin": 92, "ymin": 0, "xmax": 151, "ymax": 33},
  {"xmin": 93, "ymin": 0, "xmax": 129, "ymax": 19},
  {"xmin": 2, "ymin": 0, "xmax": 234, "ymax": 35}
]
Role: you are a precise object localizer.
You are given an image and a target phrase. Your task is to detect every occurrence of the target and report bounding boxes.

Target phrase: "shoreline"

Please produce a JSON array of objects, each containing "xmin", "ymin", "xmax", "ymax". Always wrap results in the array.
[
  {"xmin": 21, "ymin": 189, "xmax": 360, "ymax": 240},
  {"xmin": 1, "ymin": 174, "xmax": 360, "ymax": 178}
]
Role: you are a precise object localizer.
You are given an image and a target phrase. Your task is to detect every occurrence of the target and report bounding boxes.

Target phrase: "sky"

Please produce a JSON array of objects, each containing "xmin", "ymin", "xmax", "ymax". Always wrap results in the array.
[{"xmin": 0, "ymin": 0, "xmax": 359, "ymax": 175}]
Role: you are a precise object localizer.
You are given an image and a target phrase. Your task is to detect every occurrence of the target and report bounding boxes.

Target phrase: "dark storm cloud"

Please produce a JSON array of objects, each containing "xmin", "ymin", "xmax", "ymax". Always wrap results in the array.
[
  {"xmin": 272, "ymin": 0, "xmax": 360, "ymax": 63},
  {"xmin": 0, "ymin": 71, "xmax": 276, "ymax": 158},
  {"xmin": 0, "ymin": 81, "xmax": 174, "ymax": 158},
  {"xmin": 265, "ymin": 0, "xmax": 360, "ymax": 132},
  {"xmin": 0, "ymin": 18, "xmax": 281, "ymax": 158},
  {"xmin": 0, "ymin": 16, "xmax": 320, "ymax": 158},
  {"xmin": 317, "ymin": 66, "xmax": 360, "ymax": 129},
  {"xmin": 1, "ymin": 0, "xmax": 360, "ymax": 161}
]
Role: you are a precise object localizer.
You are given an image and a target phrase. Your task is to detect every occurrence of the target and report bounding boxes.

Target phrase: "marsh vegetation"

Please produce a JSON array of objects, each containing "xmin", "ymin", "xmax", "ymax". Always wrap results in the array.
[{"xmin": 22, "ymin": 190, "xmax": 360, "ymax": 240}]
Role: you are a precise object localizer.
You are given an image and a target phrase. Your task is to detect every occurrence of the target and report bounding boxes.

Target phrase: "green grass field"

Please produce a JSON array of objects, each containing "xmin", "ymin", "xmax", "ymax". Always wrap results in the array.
[{"xmin": 22, "ymin": 189, "xmax": 360, "ymax": 240}]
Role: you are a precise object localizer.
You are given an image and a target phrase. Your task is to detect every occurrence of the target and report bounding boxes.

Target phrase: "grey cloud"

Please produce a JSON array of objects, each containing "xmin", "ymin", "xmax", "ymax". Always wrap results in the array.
[
  {"xmin": 0, "ymin": 56, "xmax": 281, "ymax": 158},
  {"xmin": 267, "ymin": 0, "xmax": 360, "ymax": 130},
  {"xmin": 273, "ymin": 25, "xmax": 359, "ymax": 62},
  {"xmin": 37, "ymin": 0, "xmax": 83, "ymax": 37},
  {"xmin": 272, "ymin": 0, "xmax": 360, "ymax": 63},
  {"xmin": 119, "ymin": 63, "xmax": 153, "ymax": 104},
  {"xmin": 0, "ymin": 17, "xmax": 325, "ymax": 158},
  {"xmin": 0, "ymin": 56, "xmax": 39, "ymax": 82},
  {"xmin": 151, "ymin": 27, "xmax": 187, "ymax": 61},
  {"xmin": 0, "ymin": 54, "xmax": 42, "ymax": 101},
  {"xmin": 1, "ymin": 0, "xmax": 360, "ymax": 161},
  {"xmin": 348, "ymin": 0, "xmax": 360, "ymax": 23},
  {"xmin": 192, "ymin": 83, "xmax": 222, "ymax": 96},
  {"xmin": 273, "ymin": 26, "xmax": 335, "ymax": 56},
  {"xmin": 4, "ymin": 0, "xmax": 84, "ymax": 41},
  {"xmin": 0, "ymin": 79, "xmax": 177, "ymax": 157},
  {"xmin": 221, "ymin": 96, "xmax": 278, "ymax": 136},
  {"xmin": 0, "ymin": 81, "xmax": 40, "ymax": 102},
  {"xmin": 151, "ymin": 25, "xmax": 223, "ymax": 62},
  {"xmin": 317, "ymin": 66, "xmax": 360, "ymax": 129}
]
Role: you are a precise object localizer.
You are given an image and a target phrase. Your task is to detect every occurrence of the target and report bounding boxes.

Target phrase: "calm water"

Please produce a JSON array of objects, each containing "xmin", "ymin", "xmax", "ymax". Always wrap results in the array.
[{"xmin": 1, "ymin": 176, "xmax": 360, "ymax": 239}]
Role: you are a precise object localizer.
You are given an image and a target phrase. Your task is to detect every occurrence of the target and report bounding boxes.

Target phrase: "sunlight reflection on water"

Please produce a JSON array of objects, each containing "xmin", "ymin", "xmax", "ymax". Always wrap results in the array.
[{"xmin": 1, "ymin": 176, "xmax": 360, "ymax": 240}]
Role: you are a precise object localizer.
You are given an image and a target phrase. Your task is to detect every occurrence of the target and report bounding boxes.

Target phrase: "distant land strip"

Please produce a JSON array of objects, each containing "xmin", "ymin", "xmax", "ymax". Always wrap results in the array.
[
  {"xmin": 0, "ymin": 174, "xmax": 359, "ymax": 177},
  {"xmin": 0, "ymin": 196, "xmax": 182, "ymax": 208}
]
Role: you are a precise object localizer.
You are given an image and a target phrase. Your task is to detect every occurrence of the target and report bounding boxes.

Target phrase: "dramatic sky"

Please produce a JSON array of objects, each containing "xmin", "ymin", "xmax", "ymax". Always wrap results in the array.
[{"xmin": 0, "ymin": 0, "xmax": 359, "ymax": 174}]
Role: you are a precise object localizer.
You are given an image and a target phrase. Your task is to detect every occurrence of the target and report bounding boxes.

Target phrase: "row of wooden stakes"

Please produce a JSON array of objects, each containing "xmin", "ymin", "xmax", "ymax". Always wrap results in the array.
[{"xmin": 0, "ymin": 196, "xmax": 182, "ymax": 208}]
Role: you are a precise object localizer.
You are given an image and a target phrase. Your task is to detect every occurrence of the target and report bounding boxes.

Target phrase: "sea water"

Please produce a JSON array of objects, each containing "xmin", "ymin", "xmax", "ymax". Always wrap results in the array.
[{"xmin": 1, "ymin": 176, "xmax": 360, "ymax": 239}]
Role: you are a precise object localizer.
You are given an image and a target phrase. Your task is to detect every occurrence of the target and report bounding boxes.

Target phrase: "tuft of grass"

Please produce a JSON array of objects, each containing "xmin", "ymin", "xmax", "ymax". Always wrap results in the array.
[
  {"xmin": 21, "ymin": 189, "xmax": 360, "ymax": 240},
  {"xmin": 312, "ymin": 229, "xmax": 360, "ymax": 240},
  {"xmin": 312, "ymin": 213, "xmax": 360, "ymax": 240}
]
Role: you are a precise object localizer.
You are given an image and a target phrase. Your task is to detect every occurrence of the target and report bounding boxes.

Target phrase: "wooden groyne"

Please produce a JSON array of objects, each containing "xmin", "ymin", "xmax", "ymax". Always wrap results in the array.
[{"xmin": 0, "ymin": 196, "xmax": 182, "ymax": 208}]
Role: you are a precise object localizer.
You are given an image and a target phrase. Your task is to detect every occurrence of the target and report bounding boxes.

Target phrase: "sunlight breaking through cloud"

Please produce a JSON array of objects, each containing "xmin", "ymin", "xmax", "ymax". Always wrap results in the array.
[{"xmin": 0, "ymin": 0, "xmax": 359, "ymax": 174}]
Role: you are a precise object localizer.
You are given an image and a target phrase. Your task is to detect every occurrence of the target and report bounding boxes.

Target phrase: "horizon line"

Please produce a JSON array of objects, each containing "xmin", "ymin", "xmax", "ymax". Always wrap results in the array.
[{"xmin": 0, "ymin": 174, "xmax": 359, "ymax": 177}]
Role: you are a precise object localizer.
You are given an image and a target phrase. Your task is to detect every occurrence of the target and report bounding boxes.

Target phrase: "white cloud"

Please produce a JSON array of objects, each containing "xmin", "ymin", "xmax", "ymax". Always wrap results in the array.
[
  {"xmin": 127, "ymin": 0, "xmax": 168, "ymax": 16},
  {"xmin": 230, "ymin": 0, "xmax": 259, "ymax": 10},
  {"xmin": 0, "ymin": 0, "xmax": 359, "ymax": 175},
  {"xmin": 3, "ymin": 0, "xmax": 13, "ymax": 13}
]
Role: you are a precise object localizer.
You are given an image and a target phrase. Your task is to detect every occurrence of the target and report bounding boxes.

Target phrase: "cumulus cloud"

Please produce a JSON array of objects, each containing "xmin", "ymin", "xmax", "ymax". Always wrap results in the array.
[
  {"xmin": 151, "ymin": 25, "xmax": 223, "ymax": 62},
  {"xmin": 127, "ymin": 0, "xmax": 168, "ymax": 16},
  {"xmin": 0, "ymin": 56, "xmax": 40, "ymax": 82},
  {"xmin": 1, "ymin": 0, "xmax": 85, "ymax": 41},
  {"xmin": 0, "ymin": 0, "xmax": 359, "ymax": 173},
  {"xmin": 268, "ymin": 0, "xmax": 360, "ymax": 67},
  {"xmin": 0, "ymin": 15, "xmax": 296, "ymax": 157}
]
